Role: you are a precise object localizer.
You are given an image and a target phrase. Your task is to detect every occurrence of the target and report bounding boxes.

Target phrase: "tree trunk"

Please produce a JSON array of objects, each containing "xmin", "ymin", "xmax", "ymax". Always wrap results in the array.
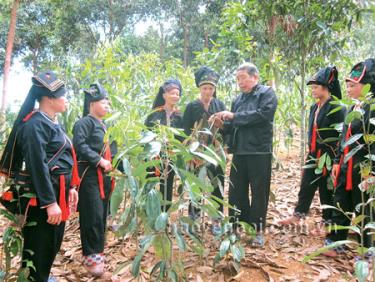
[
  {"xmin": 2, "ymin": 0, "xmax": 20, "ymax": 112},
  {"xmin": 107, "ymin": 0, "xmax": 114, "ymax": 42},
  {"xmin": 31, "ymin": 48, "xmax": 39, "ymax": 75},
  {"xmin": 299, "ymin": 0, "xmax": 308, "ymax": 168},
  {"xmin": 299, "ymin": 50, "xmax": 307, "ymax": 167},
  {"xmin": 183, "ymin": 24, "xmax": 189, "ymax": 67},
  {"xmin": 159, "ymin": 21, "xmax": 165, "ymax": 63},
  {"xmin": 204, "ymin": 30, "xmax": 209, "ymax": 48}
]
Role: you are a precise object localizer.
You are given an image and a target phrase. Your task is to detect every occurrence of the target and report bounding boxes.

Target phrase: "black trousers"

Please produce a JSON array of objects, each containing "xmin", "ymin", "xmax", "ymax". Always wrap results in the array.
[
  {"xmin": 229, "ymin": 154, "xmax": 272, "ymax": 232},
  {"xmin": 159, "ymin": 165, "xmax": 175, "ymax": 211},
  {"xmin": 78, "ymin": 167, "xmax": 111, "ymax": 256},
  {"xmin": 146, "ymin": 165, "xmax": 175, "ymax": 211},
  {"xmin": 22, "ymin": 174, "xmax": 70, "ymax": 282},
  {"xmin": 326, "ymin": 164, "xmax": 373, "ymax": 247},
  {"xmin": 294, "ymin": 156, "xmax": 334, "ymax": 223},
  {"xmin": 189, "ymin": 164, "xmax": 224, "ymax": 218}
]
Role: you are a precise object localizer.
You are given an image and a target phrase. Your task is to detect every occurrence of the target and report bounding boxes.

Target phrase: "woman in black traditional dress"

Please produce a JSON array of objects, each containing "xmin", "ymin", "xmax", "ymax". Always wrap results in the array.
[
  {"xmin": 278, "ymin": 66, "xmax": 345, "ymax": 236},
  {"xmin": 0, "ymin": 71, "xmax": 79, "ymax": 282},
  {"xmin": 73, "ymin": 83, "xmax": 114, "ymax": 277},
  {"xmin": 324, "ymin": 59, "xmax": 375, "ymax": 257},
  {"xmin": 183, "ymin": 66, "xmax": 226, "ymax": 235},
  {"xmin": 145, "ymin": 79, "xmax": 183, "ymax": 211}
]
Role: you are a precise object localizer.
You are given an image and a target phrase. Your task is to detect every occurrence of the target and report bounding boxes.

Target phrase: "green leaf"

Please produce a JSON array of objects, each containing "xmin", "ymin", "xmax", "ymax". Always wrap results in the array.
[
  {"xmin": 328, "ymin": 106, "xmax": 344, "ymax": 115},
  {"xmin": 17, "ymin": 267, "xmax": 30, "ymax": 282},
  {"xmin": 327, "ymin": 224, "xmax": 361, "ymax": 234},
  {"xmin": 20, "ymin": 193, "xmax": 36, "ymax": 199},
  {"xmin": 168, "ymin": 269, "xmax": 178, "ymax": 282},
  {"xmin": 173, "ymin": 224, "xmax": 186, "ymax": 251},
  {"xmin": 167, "ymin": 126, "xmax": 184, "ymax": 137},
  {"xmin": 314, "ymin": 168, "xmax": 322, "ymax": 175},
  {"xmin": 238, "ymin": 221, "xmax": 256, "ymax": 236},
  {"xmin": 364, "ymin": 223, "xmax": 375, "ymax": 230},
  {"xmin": 0, "ymin": 209, "xmax": 17, "ymax": 222},
  {"xmin": 198, "ymin": 166, "xmax": 208, "ymax": 182},
  {"xmin": 122, "ymin": 158, "xmax": 132, "ymax": 176},
  {"xmin": 189, "ymin": 141, "xmax": 200, "ymax": 152},
  {"xmin": 352, "ymin": 214, "xmax": 366, "ymax": 226},
  {"xmin": 202, "ymin": 144, "xmax": 224, "ymax": 164},
  {"xmin": 187, "ymin": 232, "xmax": 204, "ymax": 256},
  {"xmin": 303, "ymin": 240, "xmax": 354, "ymax": 262},
  {"xmin": 364, "ymin": 134, "xmax": 375, "ymax": 144},
  {"xmin": 321, "ymin": 204, "xmax": 342, "ymax": 212},
  {"xmin": 131, "ymin": 253, "xmax": 142, "ymax": 277},
  {"xmin": 355, "ymin": 260, "xmax": 369, "ymax": 282},
  {"xmin": 145, "ymin": 141, "xmax": 162, "ymax": 158},
  {"xmin": 316, "ymin": 21, "xmax": 327, "ymax": 30},
  {"xmin": 150, "ymin": 261, "xmax": 164, "ymax": 276},
  {"xmin": 154, "ymin": 212, "xmax": 168, "ymax": 231},
  {"xmin": 345, "ymin": 110, "xmax": 363, "ymax": 124},
  {"xmin": 140, "ymin": 131, "xmax": 157, "ymax": 144},
  {"xmin": 365, "ymin": 154, "xmax": 375, "ymax": 161},
  {"xmin": 317, "ymin": 153, "xmax": 326, "ymax": 170},
  {"xmin": 302, "ymin": 163, "xmax": 317, "ymax": 169},
  {"xmin": 116, "ymin": 206, "xmax": 135, "ymax": 237},
  {"xmin": 334, "ymin": 122, "xmax": 344, "ymax": 132},
  {"xmin": 110, "ymin": 178, "xmax": 125, "ymax": 216},
  {"xmin": 153, "ymin": 234, "xmax": 171, "ymax": 260},
  {"xmin": 139, "ymin": 235, "xmax": 155, "ymax": 251},
  {"xmin": 105, "ymin": 111, "xmax": 122, "ymax": 123},
  {"xmin": 191, "ymin": 151, "xmax": 218, "ymax": 166},
  {"xmin": 146, "ymin": 189, "xmax": 161, "ymax": 227},
  {"xmin": 326, "ymin": 155, "xmax": 332, "ymax": 170},
  {"xmin": 219, "ymin": 239, "xmax": 230, "ymax": 257},
  {"xmin": 344, "ymin": 144, "xmax": 364, "ymax": 163},
  {"xmin": 322, "ymin": 137, "xmax": 339, "ymax": 143},
  {"xmin": 342, "ymin": 134, "xmax": 362, "ymax": 148},
  {"xmin": 361, "ymin": 84, "xmax": 371, "ymax": 96},
  {"xmin": 230, "ymin": 244, "xmax": 244, "ymax": 262}
]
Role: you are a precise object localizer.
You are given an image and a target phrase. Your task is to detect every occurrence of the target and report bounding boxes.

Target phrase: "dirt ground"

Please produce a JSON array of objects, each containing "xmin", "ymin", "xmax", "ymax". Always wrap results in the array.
[{"xmin": 0, "ymin": 148, "xmax": 365, "ymax": 281}]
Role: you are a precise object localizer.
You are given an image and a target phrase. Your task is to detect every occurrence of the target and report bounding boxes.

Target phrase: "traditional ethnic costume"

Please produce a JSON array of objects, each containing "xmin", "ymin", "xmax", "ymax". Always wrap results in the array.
[
  {"xmin": 326, "ymin": 59, "xmax": 375, "ymax": 250},
  {"xmin": 72, "ymin": 83, "xmax": 115, "ymax": 275},
  {"xmin": 182, "ymin": 66, "xmax": 225, "ymax": 224},
  {"xmin": 291, "ymin": 67, "xmax": 345, "ymax": 224},
  {"xmin": 0, "ymin": 71, "xmax": 79, "ymax": 282},
  {"xmin": 144, "ymin": 79, "xmax": 183, "ymax": 210}
]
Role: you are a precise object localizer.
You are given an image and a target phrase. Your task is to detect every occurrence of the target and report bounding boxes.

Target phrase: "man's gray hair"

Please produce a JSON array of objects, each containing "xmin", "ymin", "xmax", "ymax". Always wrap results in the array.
[{"xmin": 236, "ymin": 63, "xmax": 259, "ymax": 77}]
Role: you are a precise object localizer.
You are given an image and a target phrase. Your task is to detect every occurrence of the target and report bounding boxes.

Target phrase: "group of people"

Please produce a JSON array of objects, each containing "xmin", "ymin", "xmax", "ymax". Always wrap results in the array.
[
  {"xmin": 0, "ymin": 57, "xmax": 374, "ymax": 281},
  {"xmin": 144, "ymin": 63, "xmax": 277, "ymax": 244},
  {"xmin": 279, "ymin": 58, "xmax": 375, "ymax": 257},
  {"xmin": 0, "ymin": 74, "xmax": 114, "ymax": 281}
]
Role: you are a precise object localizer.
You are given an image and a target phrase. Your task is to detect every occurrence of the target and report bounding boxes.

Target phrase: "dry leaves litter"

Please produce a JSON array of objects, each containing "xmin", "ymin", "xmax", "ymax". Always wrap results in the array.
[{"xmin": 0, "ymin": 148, "xmax": 361, "ymax": 281}]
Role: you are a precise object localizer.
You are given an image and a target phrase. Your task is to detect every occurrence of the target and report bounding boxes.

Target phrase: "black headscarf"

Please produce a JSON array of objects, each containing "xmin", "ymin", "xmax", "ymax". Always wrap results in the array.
[
  {"xmin": 82, "ymin": 83, "xmax": 109, "ymax": 116},
  {"xmin": 152, "ymin": 79, "xmax": 182, "ymax": 109},
  {"xmin": 307, "ymin": 66, "xmax": 342, "ymax": 99},
  {"xmin": 194, "ymin": 66, "xmax": 219, "ymax": 98},
  {"xmin": 0, "ymin": 71, "xmax": 66, "ymax": 178},
  {"xmin": 346, "ymin": 58, "xmax": 375, "ymax": 93}
]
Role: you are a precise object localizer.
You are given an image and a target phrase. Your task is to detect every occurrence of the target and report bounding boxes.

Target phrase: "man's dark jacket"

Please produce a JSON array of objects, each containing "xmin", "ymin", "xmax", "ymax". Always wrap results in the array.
[{"xmin": 225, "ymin": 84, "xmax": 278, "ymax": 155}]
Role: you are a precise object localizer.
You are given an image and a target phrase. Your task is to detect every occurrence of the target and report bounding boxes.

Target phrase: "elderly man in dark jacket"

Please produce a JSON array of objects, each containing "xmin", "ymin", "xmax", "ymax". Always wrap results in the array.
[{"xmin": 215, "ymin": 63, "xmax": 278, "ymax": 246}]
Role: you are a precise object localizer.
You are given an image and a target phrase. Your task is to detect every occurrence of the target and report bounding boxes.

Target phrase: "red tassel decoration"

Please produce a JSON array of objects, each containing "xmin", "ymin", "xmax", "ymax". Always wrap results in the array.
[
  {"xmin": 344, "ymin": 126, "xmax": 353, "ymax": 191},
  {"xmin": 59, "ymin": 175, "xmax": 69, "ymax": 221},
  {"xmin": 70, "ymin": 146, "xmax": 80, "ymax": 188}
]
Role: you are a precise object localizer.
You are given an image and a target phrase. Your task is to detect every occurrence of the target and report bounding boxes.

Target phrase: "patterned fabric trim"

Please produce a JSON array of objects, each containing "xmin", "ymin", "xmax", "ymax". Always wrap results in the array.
[{"xmin": 83, "ymin": 253, "xmax": 105, "ymax": 267}]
